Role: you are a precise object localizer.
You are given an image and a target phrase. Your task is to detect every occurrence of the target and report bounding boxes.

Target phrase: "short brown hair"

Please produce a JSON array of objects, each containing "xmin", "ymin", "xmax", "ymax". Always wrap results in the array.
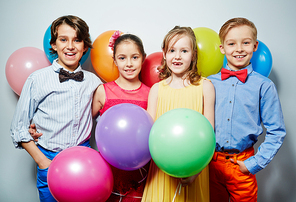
[
  {"xmin": 219, "ymin": 17, "xmax": 257, "ymax": 45},
  {"xmin": 159, "ymin": 26, "xmax": 201, "ymax": 85},
  {"xmin": 49, "ymin": 15, "xmax": 92, "ymax": 56}
]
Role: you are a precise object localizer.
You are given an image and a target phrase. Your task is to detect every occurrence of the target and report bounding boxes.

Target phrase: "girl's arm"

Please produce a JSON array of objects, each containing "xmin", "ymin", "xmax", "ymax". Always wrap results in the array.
[
  {"xmin": 202, "ymin": 79, "xmax": 215, "ymax": 129},
  {"xmin": 146, "ymin": 83, "xmax": 159, "ymax": 121},
  {"xmin": 92, "ymin": 84, "xmax": 105, "ymax": 118}
]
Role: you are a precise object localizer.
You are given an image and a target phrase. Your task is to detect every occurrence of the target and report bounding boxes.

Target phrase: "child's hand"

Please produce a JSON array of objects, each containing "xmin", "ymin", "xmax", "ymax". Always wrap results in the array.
[
  {"xmin": 28, "ymin": 124, "xmax": 43, "ymax": 142},
  {"xmin": 180, "ymin": 172, "xmax": 201, "ymax": 187},
  {"xmin": 230, "ymin": 158, "xmax": 250, "ymax": 175}
]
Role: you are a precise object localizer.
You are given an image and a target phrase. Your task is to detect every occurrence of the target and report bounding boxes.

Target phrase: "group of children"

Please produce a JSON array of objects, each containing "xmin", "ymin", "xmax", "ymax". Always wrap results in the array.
[{"xmin": 10, "ymin": 15, "xmax": 286, "ymax": 202}]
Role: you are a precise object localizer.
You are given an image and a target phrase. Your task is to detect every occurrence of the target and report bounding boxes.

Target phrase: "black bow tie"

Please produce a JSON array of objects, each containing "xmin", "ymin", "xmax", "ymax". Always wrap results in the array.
[{"xmin": 59, "ymin": 69, "xmax": 84, "ymax": 83}]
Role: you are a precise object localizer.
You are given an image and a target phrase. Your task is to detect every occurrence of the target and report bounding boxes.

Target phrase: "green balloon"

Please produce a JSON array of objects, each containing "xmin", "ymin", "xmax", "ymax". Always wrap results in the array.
[{"xmin": 149, "ymin": 108, "xmax": 215, "ymax": 178}]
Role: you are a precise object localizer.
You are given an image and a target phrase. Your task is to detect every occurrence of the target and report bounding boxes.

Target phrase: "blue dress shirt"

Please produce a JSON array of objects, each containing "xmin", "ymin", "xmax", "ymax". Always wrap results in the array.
[
  {"xmin": 208, "ymin": 64, "xmax": 286, "ymax": 174},
  {"xmin": 10, "ymin": 60, "xmax": 102, "ymax": 152}
]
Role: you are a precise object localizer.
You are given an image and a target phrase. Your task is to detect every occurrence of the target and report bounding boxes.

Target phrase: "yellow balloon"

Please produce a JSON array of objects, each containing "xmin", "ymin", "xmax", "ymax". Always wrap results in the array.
[{"xmin": 193, "ymin": 27, "xmax": 224, "ymax": 77}]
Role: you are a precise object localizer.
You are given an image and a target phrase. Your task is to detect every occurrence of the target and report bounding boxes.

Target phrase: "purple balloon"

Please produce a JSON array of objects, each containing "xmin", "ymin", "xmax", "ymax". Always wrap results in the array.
[{"xmin": 95, "ymin": 103, "xmax": 153, "ymax": 171}]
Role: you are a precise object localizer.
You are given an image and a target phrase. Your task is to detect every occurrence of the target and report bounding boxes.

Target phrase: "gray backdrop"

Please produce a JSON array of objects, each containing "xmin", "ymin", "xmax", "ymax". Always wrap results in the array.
[{"xmin": 1, "ymin": 0, "xmax": 295, "ymax": 201}]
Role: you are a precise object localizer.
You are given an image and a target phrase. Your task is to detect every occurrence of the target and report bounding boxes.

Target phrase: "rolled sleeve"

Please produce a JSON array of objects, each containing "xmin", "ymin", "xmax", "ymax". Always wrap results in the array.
[
  {"xmin": 11, "ymin": 128, "xmax": 34, "ymax": 149},
  {"xmin": 244, "ymin": 156, "xmax": 263, "ymax": 174},
  {"xmin": 10, "ymin": 76, "xmax": 38, "ymax": 149}
]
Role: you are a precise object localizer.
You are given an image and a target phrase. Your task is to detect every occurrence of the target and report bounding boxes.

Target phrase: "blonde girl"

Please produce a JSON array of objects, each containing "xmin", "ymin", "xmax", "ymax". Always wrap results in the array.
[{"xmin": 141, "ymin": 26, "xmax": 215, "ymax": 202}]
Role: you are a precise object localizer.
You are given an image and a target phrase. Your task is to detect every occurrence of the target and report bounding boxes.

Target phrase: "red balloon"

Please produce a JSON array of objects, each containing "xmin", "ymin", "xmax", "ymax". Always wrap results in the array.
[
  {"xmin": 48, "ymin": 146, "xmax": 113, "ymax": 202},
  {"xmin": 140, "ymin": 52, "xmax": 162, "ymax": 87},
  {"xmin": 5, "ymin": 47, "xmax": 51, "ymax": 95}
]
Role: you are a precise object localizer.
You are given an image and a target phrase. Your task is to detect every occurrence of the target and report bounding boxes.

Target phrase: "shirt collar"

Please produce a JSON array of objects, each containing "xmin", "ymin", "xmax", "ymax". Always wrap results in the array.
[
  {"xmin": 224, "ymin": 63, "xmax": 253, "ymax": 76},
  {"xmin": 51, "ymin": 59, "xmax": 82, "ymax": 73}
]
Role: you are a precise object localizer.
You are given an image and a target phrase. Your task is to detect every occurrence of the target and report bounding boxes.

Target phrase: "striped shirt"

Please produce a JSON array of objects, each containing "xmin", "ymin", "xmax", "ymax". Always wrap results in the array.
[{"xmin": 10, "ymin": 60, "xmax": 102, "ymax": 152}]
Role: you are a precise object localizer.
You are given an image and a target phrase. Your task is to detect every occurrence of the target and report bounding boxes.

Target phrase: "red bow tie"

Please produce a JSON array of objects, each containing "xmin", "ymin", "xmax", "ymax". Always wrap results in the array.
[{"xmin": 221, "ymin": 68, "xmax": 248, "ymax": 83}]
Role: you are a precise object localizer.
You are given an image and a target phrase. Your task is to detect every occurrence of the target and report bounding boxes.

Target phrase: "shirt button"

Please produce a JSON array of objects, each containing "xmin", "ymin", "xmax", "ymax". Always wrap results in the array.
[
  {"xmin": 226, "ymin": 141, "xmax": 229, "ymax": 143},
  {"xmin": 227, "ymin": 119, "xmax": 230, "ymax": 121},
  {"xmin": 232, "ymin": 84, "xmax": 234, "ymax": 86},
  {"xmin": 229, "ymin": 101, "xmax": 232, "ymax": 103}
]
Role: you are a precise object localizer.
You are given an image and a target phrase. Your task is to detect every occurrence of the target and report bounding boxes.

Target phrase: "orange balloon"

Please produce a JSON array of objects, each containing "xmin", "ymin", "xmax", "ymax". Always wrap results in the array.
[{"xmin": 91, "ymin": 30, "xmax": 119, "ymax": 82}]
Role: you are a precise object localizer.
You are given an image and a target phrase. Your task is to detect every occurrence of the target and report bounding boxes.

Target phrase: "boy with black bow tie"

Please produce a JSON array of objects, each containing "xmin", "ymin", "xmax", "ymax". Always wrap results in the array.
[{"xmin": 10, "ymin": 15, "xmax": 102, "ymax": 202}]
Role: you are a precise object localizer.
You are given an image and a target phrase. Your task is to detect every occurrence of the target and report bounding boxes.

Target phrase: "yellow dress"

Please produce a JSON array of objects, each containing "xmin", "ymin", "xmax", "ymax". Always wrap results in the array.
[{"xmin": 142, "ymin": 78, "xmax": 209, "ymax": 202}]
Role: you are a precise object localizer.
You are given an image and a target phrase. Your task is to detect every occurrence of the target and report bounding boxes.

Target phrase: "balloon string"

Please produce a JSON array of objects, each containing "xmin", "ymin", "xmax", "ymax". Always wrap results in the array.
[
  {"xmin": 110, "ymin": 168, "xmax": 147, "ymax": 201},
  {"xmin": 111, "ymin": 191, "xmax": 142, "ymax": 201},
  {"xmin": 172, "ymin": 182, "xmax": 182, "ymax": 202},
  {"xmin": 138, "ymin": 167, "xmax": 147, "ymax": 183}
]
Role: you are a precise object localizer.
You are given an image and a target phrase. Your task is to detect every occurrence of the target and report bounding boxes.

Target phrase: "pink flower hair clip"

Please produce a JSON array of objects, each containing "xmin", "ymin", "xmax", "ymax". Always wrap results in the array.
[{"xmin": 109, "ymin": 30, "xmax": 123, "ymax": 51}]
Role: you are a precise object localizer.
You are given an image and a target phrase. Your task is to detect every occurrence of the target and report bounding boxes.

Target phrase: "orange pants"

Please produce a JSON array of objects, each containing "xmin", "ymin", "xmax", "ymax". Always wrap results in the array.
[{"xmin": 209, "ymin": 147, "xmax": 257, "ymax": 202}]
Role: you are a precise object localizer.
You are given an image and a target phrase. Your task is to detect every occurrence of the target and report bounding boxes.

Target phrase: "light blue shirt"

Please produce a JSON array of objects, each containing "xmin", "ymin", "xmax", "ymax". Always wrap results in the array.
[
  {"xmin": 208, "ymin": 64, "xmax": 286, "ymax": 174},
  {"xmin": 10, "ymin": 60, "xmax": 102, "ymax": 152}
]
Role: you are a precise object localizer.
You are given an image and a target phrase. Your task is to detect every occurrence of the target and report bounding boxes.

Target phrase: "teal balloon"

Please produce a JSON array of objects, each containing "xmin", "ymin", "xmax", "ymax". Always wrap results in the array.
[
  {"xmin": 43, "ymin": 25, "xmax": 53, "ymax": 63},
  {"xmin": 43, "ymin": 25, "xmax": 90, "ymax": 64},
  {"xmin": 149, "ymin": 108, "xmax": 215, "ymax": 178},
  {"xmin": 223, "ymin": 40, "xmax": 272, "ymax": 77}
]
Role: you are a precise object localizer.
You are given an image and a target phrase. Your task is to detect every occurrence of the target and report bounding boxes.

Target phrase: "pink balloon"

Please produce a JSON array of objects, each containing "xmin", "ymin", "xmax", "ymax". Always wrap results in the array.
[
  {"xmin": 5, "ymin": 47, "xmax": 51, "ymax": 95},
  {"xmin": 48, "ymin": 146, "xmax": 113, "ymax": 202}
]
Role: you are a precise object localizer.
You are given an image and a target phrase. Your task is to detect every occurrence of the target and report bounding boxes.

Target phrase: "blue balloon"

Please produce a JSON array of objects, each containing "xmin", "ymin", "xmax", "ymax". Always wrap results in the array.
[
  {"xmin": 43, "ymin": 25, "xmax": 53, "ymax": 63},
  {"xmin": 43, "ymin": 25, "xmax": 90, "ymax": 64},
  {"xmin": 223, "ymin": 40, "xmax": 272, "ymax": 77}
]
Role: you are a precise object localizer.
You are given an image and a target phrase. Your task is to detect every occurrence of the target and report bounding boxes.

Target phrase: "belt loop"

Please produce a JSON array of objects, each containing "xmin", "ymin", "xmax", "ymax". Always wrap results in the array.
[
  {"xmin": 233, "ymin": 154, "xmax": 237, "ymax": 164},
  {"xmin": 212, "ymin": 152, "xmax": 218, "ymax": 161}
]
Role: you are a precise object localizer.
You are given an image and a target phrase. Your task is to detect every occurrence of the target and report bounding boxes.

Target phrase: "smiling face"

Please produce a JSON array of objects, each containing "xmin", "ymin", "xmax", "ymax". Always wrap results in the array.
[
  {"xmin": 220, "ymin": 25, "xmax": 258, "ymax": 71},
  {"xmin": 114, "ymin": 41, "xmax": 144, "ymax": 82},
  {"xmin": 51, "ymin": 24, "xmax": 87, "ymax": 71},
  {"xmin": 164, "ymin": 35, "xmax": 193, "ymax": 77}
]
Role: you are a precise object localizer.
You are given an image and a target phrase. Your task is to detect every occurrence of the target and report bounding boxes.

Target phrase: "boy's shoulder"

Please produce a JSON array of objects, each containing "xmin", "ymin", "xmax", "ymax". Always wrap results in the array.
[
  {"xmin": 249, "ymin": 70, "xmax": 271, "ymax": 81},
  {"xmin": 28, "ymin": 65, "xmax": 53, "ymax": 80},
  {"xmin": 81, "ymin": 69, "xmax": 98, "ymax": 77},
  {"xmin": 207, "ymin": 72, "xmax": 221, "ymax": 82},
  {"xmin": 81, "ymin": 70, "xmax": 102, "ymax": 84}
]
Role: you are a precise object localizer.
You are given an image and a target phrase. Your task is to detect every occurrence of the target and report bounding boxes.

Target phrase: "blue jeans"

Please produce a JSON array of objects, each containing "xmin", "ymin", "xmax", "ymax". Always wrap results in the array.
[{"xmin": 36, "ymin": 140, "xmax": 90, "ymax": 202}]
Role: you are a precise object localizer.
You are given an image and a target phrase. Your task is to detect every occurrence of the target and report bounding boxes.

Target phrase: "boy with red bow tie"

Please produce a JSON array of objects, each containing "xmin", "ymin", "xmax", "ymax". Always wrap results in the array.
[{"xmin": 208, "ymin": 17, "xmax": 286, "ymax": 202}]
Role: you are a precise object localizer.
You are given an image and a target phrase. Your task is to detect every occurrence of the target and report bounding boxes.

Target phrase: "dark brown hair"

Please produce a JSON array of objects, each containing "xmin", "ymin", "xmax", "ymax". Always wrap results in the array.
[
  {"xmin": 113, "ymin": 34, "xmax": 146, "ymax": 61},
  {"xmin": 49, "ymin": 15, "xmax": 92, "ymax": 56}
]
